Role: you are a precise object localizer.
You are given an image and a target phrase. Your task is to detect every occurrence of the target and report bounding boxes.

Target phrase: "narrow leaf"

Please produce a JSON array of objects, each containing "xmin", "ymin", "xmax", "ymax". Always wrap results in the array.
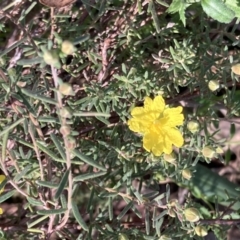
[
  {"xmin": 0, "ymin": 190, "xmax": 16, "ymax": 203},
  {"xmin": 27, "ymin": 197, "xmax": 44, "ymax": 206},
  {"xmin": 28, "ymin": 215, "xmax": 49, "ymax": 228},
  {"xmin": 72, "ymin": 201, "xmax": 89, "ymax": 231},
  {"xmin": 17, "ymin": 57, "xmax": 43, "ymax": 66},
  {"xmin": 50, "ymin": 133, "xmax": 66, "ymax": 160},
  {"xmin": 37, "ymin": 208, "xmax": 67, "ymax": 215},
  {"xmin": 21, "ymin": 88, "xmax": 57, "ymax": 105},
  {"xmin": 0, "ymin": 118, "xmax": 24, "ymax": 137},
  {"xmin": 36, "ymin": 180, "xmax": 58, "ymax": 188},
  {"xmin": 14, "ymin": 165, "xmax": 32, "ymax": 182},
  {"xmin": 117, "ymin": 202, "xmax": 134, "ymax": 220},
  {"xmin": 72, "ymin": 150, "xmax": 106, "ymax": 171},
  {"xmin": 73, "ymin": 171, "xmax": 106, "ymax": 182},
  {"xmin": 54, "ymin": 169, "xmax": 70, "ymax": 200}
]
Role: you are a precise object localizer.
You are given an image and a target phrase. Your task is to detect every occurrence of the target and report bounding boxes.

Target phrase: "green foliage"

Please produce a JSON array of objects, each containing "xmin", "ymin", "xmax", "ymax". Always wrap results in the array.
[
  {"xmin": 0, "ymin": 0, "xmax": 240, "ymax": 239},
  {"xmin": 168, "ymin": 0, "xmax": 240, "ymax": 25}
]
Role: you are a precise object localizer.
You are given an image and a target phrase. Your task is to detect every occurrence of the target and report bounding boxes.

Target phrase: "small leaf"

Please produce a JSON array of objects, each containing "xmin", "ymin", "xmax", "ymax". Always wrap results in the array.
[
  {"xmin": 54, "ymin": 169, "xmax": 69, "ymax": 200},
  {"xmin": 21, "ymin": 88, "xmax": 57, "ymax": 105},
  {"xmin": 73, "ymin": 150, "xmax": 106, "ymax": 171},
  {"xmin": 0, "ymin": 118, "xmax": 24, "ymax": 138},
  {"xmin": 37, "ymin": 208, "xmax": 67, "ymax": 215},
  {"xmin": 117, "ymin": 202, "xmax": 134, "ymax": 220},
  {"xmin": 73, "ymin": 171, "xmax": 106, "ymax": 182},
  {"xmin": 72, "ymin": 201, "xmax": 89, "ymax": 231},
  {"xmin": 27, "ymin": 197, "xmax": 44, "ymax": 206},
  {"xmin": 17, "ymin": 57, "xmax": 43, "ymax": 66}
]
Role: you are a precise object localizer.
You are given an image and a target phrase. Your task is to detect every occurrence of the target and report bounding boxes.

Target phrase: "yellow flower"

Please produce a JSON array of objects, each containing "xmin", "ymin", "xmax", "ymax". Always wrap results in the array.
[{"xmin": 128, "ymin": 96, "xmax": 184, "ymax": 156}]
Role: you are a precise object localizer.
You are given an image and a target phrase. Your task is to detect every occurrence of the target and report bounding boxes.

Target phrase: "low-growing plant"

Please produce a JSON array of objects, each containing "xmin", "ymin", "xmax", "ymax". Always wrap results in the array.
[{"xmin": 0, "ymin": 0, "xmax": 240, "ymax": 239}]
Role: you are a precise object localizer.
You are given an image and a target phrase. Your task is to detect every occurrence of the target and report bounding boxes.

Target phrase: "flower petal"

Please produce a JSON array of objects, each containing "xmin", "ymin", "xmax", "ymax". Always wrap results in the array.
[
  {"xmin": 144, "ymin": 97, "xmax": 154, "ymax": 112},
  {"xmin": 152, "ymin": 141, "xmax": 164, "ymax": 156},
  {"xmin": 0, "ymin": 175, "xmax": 6, "ymax": 194},
  {"xmin": 0, "ymin": 175, "xmax": 5, "ymax": 183},
  {"xmin": 163, "ymin": 106, "xmax": 184, "ymax": 127},
  {"xmin": 0, "ymin": 208, "xmax": 3, "ymax": 214},
  {"xmin": 143, "ymin": 130, "xmax": 164, "ymax": 156},
  {"xmin": 152, "ymin": 95, "xmax": 165, "ymax": 113},
  {"xmin": 128, "ymin": 116, "xmax": 152, "ymax": 134},
  {"xmin": 143, "ymin": 131, "xmax": 158, "ymax": 152},
  {"xmin": 131, "ymin": 106, "xmax": 145, "ymax": 117},
  {"xmin": 165, "ymin": 127, "xmax": 184, "ymax": 148}
]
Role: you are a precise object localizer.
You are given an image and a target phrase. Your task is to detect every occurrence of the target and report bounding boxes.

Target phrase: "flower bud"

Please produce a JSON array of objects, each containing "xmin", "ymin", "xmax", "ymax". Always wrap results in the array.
[
  {"xmin": 61, "ymin": 40, "xmax": 76, "ymax": 55},
  {"xmin": 60, "ymin": 125, "xmax": 71, "ymax": 137},
  {"xmin": 66, "ymin": 136, "xmax": 77, "ymax": 150},
  {"xmin": 0, "ymin": 57, "xmax": 6, "ymax": 66},
  {"xmin": 43, "ymin": 50, "xmax": 60, "ymax": 68},
  {"xmin": 182, "ymin": 169, "xmax": 192, "ymax": 180},
  {"xmin": 194, "ymin": 226, "xmax": 208, "ymax": 237},
  {"xmin": 232, "ymin": 63, "xmax": 240, "ymax": 75},
  {"xmin": 17, "ymin": 81, "xmax": 27, "ymax": 87},
  {"xmin": 118, "ymin": 233, "xmax": 129, "ymax": 240},
  {"xmin": 0, "ymin": 175, "xmax": 6, "ymax": 194},
  {"xmin": 187, "ymin": 121, "xmax": 199, "ymax": 133},
  {"xmin": 59, "ymin": 107, "xmax": 73, "ymax": 118},
  {"xmin": 163, "ymin": 153, "xmax": 176, "ymax": 164},
  {"xmin": 202, "ymin": 146, "xmax": 216, "ymax": 159},
  {"xmin": 216, "ymin": 146, "xmax": 224, "ymax": 154},
  {"xmin": 168, "ymin": 199, "xmax": 178, "ymax": 207},
  {"xmin": 168, "ymin": 208, "xmax": 176, "ymax": 218},
  {"xmin": 59, "ymin": 83, "xmax": 75, "ymax": 96},
  {"xmin": 159, "ymin": 235, "xmax": 172, "ymax": 240},
  {"xmin": 208, "ymin": 80, "xmax": 219, "ymax": 92},
  {"xmin": 184, "ymin": 207, "xmax": 200, "ymax": 222}
]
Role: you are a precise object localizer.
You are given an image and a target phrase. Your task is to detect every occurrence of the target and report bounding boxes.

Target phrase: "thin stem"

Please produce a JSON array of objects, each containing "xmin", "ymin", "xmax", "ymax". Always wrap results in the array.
[{"xmin": 50, "ymin": 66, "xmax": 73, "ymax": 231}]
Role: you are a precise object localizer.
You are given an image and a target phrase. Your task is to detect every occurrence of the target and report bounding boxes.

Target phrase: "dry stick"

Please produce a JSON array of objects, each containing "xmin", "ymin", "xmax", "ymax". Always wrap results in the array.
[
  {"xmin": 200, "ymin": 219, "xmax": 240, "ymax": 225},
  {"xmin": 49, "ymin": 66, "xmax": 73, "ymax": 233}
]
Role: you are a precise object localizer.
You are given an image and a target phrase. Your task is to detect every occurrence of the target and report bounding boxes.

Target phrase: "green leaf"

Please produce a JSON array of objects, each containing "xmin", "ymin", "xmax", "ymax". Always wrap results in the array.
[
  {"xmin": 72, "ymin": 150, "xmax": 106, "ymax": 171},
  {"xmin": 28, "ymin": 215, "xmax": 49, "ymax": 228},
  {"xmin": 50, "ymin": 133, "xmax": 66, "ymax": 161},
  {"xmin": 17, "ymin": 57, "xmax": 43, "ymax": 66},
  {"xmin": 201, "ymin": 0, "xmax": 235, "ymax": 23},
  {"xmin": 0, "ymin": 118, "xmax": 25, "ymax": 138},
  {"xmin": 224, "ymin": 0, "xmax": 240, "ymax": 18},
  {"xmin": 27, "ymin": 197, "xmax": 44, "ymax": 206},
  {"xmin": 21, "ymin": 88, "xmax": 57, "ymax": 105},
  {"xmin": 167, "ymin": 0, "xmax": 187, "ymax": 26},
  {"xmin": 36, "ymin": 180, "xmax": 58, "ymax": 188},
  {"xmin": 167, "ymin": 0, "xmax": 183, "ymax": 13},
  {"xmin": 73, "ymin": 171, "xmax": 106, "ymax": 182},
  {"xmin": 187, "ymin": 164, "xmax": 240, "ymax": 210},
  {"xmin": 37, "ymin": 208, "xmax": 67, "ymax": 215},
  {"xmin": 54, "ymin": 169, "xmax": 69, "ymax": 200},
  {"xmin": 0, "ymin": 190, "xmax": 16, "ymax": 203},
  {"xmin": 117, "ymin": 201, "xmax": 134, "ymax": 220},
  {"xmin": 13, "ymin": 165, "xmax": 32, "ymax": 182},
  {"xmin": 72, "ymin": 201, "xmax": 89, "ymax": 231}
]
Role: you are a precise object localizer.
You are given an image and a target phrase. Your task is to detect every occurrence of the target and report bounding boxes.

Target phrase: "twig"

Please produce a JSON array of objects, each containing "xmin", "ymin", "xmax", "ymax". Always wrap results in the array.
[
  {"xmin": 49, "ymin": 66, "xmax": 73, "ymax": 232},
  {"xmin": 199, "ymin": 219, "xmax": 240, "ymax": 225}
]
